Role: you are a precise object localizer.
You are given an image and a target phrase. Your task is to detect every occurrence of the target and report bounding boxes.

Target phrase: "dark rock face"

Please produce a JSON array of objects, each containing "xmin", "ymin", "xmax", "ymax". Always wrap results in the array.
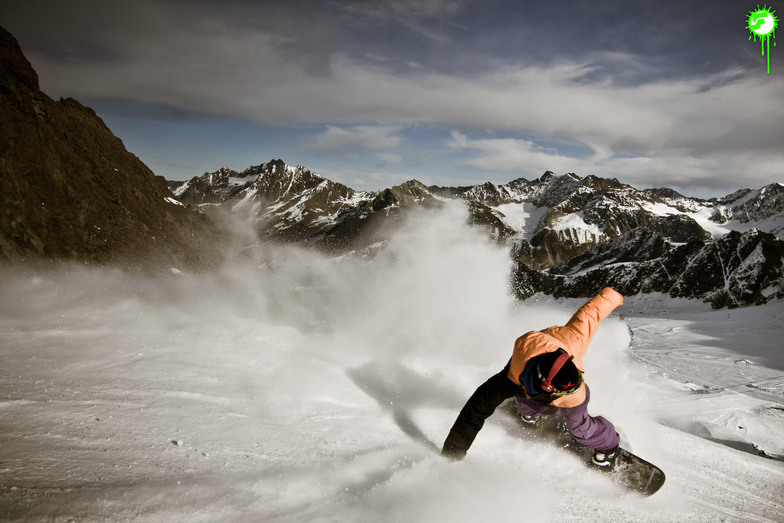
[
  {"xmin": 513, "ymin": 229, "xmax": 784, "ymax": 308},
  {"xmin": 0, "ymin": 26, "xmax": 221, "ymax": 268}
]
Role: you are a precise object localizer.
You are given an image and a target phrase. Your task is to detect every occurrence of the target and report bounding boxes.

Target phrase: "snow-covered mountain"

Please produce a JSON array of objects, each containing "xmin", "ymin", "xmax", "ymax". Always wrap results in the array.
[
  {"xmin": 457, "ymin": 175, "xmax": 784, "ymax": 307},
  {"xmin": 171, "ymin": 159, "xmax": 439, "ymax": 249},
  {"xmin": 710, "ymin": 183, "xmax": 784, "ymax": 237},
  {"xmin": 173, "ymin": 160, "xmax": 368, "ymax": 245},
  {"xmin": 168, "ymin": 160, "xmax": 784, "ymax": 308}
]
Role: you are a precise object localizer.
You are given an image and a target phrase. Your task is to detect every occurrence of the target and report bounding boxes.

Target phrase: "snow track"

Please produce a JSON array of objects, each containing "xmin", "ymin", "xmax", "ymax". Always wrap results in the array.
[{"xmin": 1, "ymin": 219, "xmax": 783, "ymax": 521}]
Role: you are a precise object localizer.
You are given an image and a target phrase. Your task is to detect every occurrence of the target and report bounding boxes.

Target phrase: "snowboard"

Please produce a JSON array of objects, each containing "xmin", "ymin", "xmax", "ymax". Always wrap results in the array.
[{"xmin": 503, "ymin": 401, "xmax": 666, "ymax": 497}]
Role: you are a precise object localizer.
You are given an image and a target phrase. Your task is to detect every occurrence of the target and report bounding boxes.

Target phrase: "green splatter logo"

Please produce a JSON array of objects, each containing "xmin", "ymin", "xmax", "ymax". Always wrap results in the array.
[{"xmin": 747, "ymin": 5, "xmax": 778, "ymax": 73}]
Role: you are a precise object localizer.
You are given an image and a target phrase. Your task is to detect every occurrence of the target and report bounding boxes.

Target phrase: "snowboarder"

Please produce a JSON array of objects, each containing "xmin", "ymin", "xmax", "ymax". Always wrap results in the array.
[{"xmin": 442, "ymin": 287, "xmax": 624, "ymax": 470}]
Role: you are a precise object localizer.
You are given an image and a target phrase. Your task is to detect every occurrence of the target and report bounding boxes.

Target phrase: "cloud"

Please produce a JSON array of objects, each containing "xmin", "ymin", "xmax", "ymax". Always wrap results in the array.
[
  {"xmin": 596, "ymin": 149, "xmax": 784, "ymax": 195},
  {"xmin": 216, "ymin": 56, "xmax": 780, "ymax": 169},
  {"xmin": 446, "ymin": 131, "xmax": 783, "ymax": 196},
  {"xmin": 14, "ymin": 1, "xmax": 783, "ymax": 161},
  {"xmin": 332, "ymin": 0, "xmax": 469, "ymax": 24},
  {"xmin": 376, "ymin": 152, "xmax": 403, "ymax": 167},
  {"xmin": 4, "ymin": 0, "xmax": 781, "ymax": 194},
  {"xmin": 446, "ymin": 131, "xmax": 581, "ymax": 175},
  {"xmin": 313, "ymin": 124, "xmax": 403, "ymax": 153},
  {"xmin": 113, "ymin": 46, "xmax": 781, "ymax": 193}
]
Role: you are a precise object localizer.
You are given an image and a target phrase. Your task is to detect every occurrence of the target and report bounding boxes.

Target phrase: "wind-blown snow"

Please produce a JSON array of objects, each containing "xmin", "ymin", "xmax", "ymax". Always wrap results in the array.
[{"xmin": 1, "ymin": 203, "xmax": 783, "ymax": 522}]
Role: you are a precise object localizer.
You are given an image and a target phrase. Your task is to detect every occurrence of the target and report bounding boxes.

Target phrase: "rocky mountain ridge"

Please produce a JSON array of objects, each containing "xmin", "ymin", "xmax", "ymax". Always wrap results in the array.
[
  {"xmin": 171, "ymin": 160, "xmax": 784, "ymax": 308},
  {"xmin": 171, "ymin": 160, "xmax": 440, "ymax": 249},
  {"xmin": 0, "ymin": 26, "xmax": 221, "ymax": 268}
]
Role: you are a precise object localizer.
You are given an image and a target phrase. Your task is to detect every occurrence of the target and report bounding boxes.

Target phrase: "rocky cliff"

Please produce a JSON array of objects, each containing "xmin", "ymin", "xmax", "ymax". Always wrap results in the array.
[{"xmin": 0, "ymin": 26, "xmax": 221, "ymax": 269}]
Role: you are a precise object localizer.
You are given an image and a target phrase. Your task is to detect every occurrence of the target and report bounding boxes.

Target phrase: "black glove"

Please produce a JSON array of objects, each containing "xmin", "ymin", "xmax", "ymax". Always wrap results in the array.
[{"xmin": 441, "ymin": 443, "xmax": 466, "ymax": 461}]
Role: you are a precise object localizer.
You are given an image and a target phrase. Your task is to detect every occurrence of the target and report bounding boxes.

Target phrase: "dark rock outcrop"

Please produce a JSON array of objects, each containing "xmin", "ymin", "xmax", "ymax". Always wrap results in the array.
[
  {"xmin": 513, "ymin": 229, "xmax": 784, "ymax": 308},
  {"xmin": 0, "ymin": 26, "xmax": 221, "ymax": 269}
]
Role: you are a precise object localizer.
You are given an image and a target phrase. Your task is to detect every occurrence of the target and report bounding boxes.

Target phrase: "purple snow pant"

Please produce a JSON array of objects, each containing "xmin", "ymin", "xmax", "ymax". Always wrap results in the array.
[{"xmin": 514, "ymin": 386, "xmax": 619, "ymax": 451}]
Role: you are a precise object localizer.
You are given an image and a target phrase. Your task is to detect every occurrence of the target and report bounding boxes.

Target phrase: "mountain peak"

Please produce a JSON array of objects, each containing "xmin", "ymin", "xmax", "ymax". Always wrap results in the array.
[
  {"xmin": 371, "ymin": 179, "xmax": 434, "ymax": 212},
  {"xmin": 0, "ymin": 26, "xmax": 39, "ymax": 97}
]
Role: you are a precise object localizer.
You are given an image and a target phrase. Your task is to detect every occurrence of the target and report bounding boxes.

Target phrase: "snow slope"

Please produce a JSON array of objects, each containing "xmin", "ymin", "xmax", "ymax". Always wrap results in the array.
[{"xmin": 1, "ymin": 203, "xmax": 782, "ymax": 522}]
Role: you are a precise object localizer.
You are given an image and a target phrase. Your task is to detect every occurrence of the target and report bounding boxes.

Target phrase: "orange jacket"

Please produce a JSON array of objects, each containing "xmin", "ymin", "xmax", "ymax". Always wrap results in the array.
[{"xmin": 507, "ymin": 287, "xmax": 623, "ymax": 408}]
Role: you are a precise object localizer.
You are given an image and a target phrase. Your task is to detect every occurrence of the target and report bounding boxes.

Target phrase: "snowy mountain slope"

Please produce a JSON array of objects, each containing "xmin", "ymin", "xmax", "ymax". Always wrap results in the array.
[{"xmin": 1, "ymin": 205, "xmax": 782, "ymax": 522}]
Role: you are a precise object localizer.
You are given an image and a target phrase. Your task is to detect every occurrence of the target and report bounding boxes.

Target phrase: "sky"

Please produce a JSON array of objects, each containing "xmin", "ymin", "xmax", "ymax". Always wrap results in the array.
[{"xmin": 1, "ymin": 0, "xmax": 783, "ymax": 197}]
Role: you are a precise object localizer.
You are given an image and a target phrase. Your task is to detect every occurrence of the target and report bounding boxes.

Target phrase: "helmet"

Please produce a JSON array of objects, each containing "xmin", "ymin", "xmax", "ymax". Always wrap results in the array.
[{"xmin": 533, "ymin": 349, "xmax": 582, "ymax": 395}]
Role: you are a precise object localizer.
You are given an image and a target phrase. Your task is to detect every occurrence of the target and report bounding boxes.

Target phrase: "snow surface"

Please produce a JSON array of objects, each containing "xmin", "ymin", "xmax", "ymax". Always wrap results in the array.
[
  {"xmin": 640, "ymin": 200, "xmax": 733, "ymax": 239},
  {"xmin": 164, "ymin": 197, "xmax": 185, "ymax": 207},
  {"xmin": 1, "ymin": 203, "xmax": 783, "ymax": 522},
  {"xmin": 548, "ymin": 211, "xmax": 604, "ymax": 242},
  {"xmin": 495, "ymin": 202, "xmax": 548, "ymax": 239}
]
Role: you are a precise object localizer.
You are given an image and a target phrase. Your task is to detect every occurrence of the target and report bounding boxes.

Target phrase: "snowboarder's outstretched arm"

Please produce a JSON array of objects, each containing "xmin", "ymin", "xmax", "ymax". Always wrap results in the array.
[
  {"xmin": 543, "ymin": 287, "xmax": 623, "ymax": 359},
  {"xmin": 442, "ymin": 368, "xmax": 520, "ymax": 460}
]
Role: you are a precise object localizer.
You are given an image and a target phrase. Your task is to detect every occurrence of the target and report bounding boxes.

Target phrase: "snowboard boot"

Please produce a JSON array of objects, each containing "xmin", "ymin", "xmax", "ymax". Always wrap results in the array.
[{"xmin": 591, "ymin": 445, "xmax": 619, "ymax": 472}]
